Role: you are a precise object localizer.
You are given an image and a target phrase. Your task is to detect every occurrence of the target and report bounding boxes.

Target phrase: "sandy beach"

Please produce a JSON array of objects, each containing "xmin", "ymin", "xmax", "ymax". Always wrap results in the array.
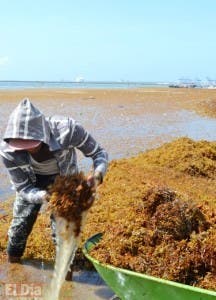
[{"xmin": 0, "ymin": 87, "xmax": 216, "ymax": 299}]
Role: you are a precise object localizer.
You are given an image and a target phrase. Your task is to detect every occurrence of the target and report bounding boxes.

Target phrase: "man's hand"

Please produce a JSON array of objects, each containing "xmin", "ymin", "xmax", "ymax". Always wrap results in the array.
[
  {"xmin": 87, "ymin": 172, "xmax": 103, "ymax": 189},
  {"xmin": 39, "ymin": 190, "xmax": 50, "ymax": 212},
  {"xmin": 37, "ymin": 190, "xmax": 49, "ymax": 203}
]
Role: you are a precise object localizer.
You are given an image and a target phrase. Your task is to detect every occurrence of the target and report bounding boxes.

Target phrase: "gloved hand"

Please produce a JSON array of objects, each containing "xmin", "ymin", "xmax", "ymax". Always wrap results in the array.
[
  {"xmin": 39, "ymin": 190, "xmax": 50, "ymax": 212},
  {"xmin": 38, "ymin": 190, "xmax": 49, "ymax": 202},
  {"xmin": 87, "ymin": 171, "xmax": 103, "ymax": 189}
]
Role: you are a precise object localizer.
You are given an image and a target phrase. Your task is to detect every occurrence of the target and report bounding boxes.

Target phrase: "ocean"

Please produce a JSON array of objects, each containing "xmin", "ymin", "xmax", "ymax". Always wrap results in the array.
[{"xmin": 0, "ymin": 80, "xmax": 168, "ymax": 90}]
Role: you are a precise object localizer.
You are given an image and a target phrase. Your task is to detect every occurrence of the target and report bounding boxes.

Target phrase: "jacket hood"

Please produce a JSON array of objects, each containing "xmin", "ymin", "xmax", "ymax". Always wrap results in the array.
[{"xmin": 3, "ymin": 98, "xmax": 50, "ymax": 147}]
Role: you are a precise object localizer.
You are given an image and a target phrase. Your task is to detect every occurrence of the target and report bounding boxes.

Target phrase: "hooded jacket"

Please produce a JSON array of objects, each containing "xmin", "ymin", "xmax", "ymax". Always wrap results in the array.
[{"xmin": 0, "ymin": 98, "xmax": 108, "ymax": 204}]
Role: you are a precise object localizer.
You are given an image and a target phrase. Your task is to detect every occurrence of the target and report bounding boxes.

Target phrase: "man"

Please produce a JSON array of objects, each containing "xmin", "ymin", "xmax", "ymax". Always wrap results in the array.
[{"xmin": 0, "ymin": 98, "xmax": 108, "ymax": 272}]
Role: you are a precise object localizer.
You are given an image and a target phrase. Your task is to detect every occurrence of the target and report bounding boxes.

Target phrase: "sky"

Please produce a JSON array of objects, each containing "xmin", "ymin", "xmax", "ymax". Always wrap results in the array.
[{"xmin": 0, "ymin": 0, "xmax": 216, "ymax": 82}]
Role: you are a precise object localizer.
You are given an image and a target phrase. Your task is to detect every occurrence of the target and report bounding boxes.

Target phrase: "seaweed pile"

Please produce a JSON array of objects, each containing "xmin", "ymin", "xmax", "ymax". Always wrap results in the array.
[
  {"xmin": 90, "ymin": 186, "xmax": 215, "ymax": 289},
  {"xmin": 135, "ymin": 137, "xmax": 216, "ymax": 178},
  {"xmin": 84, "ymin": 138, "xmax": 216, "ymax": 291}
]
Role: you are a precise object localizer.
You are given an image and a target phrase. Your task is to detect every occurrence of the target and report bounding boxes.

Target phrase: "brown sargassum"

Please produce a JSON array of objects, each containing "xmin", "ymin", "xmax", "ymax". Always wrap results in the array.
[
  {"xmin": 90, "ymin": 186, "xmax": 216, "ymax": 290},
  {"xmin": 48, "ymin": 172, "xmax": 95, "ymax": 236},
  {"xmin": 87, "ymin": 138, "xmax": 216, "ymax": 291}
]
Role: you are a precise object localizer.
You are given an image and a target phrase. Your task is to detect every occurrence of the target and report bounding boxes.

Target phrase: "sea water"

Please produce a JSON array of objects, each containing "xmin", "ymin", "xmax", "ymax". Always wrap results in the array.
[{"xmin": 0, "ymin": 80, "xmax": 167, "ymax": 90}]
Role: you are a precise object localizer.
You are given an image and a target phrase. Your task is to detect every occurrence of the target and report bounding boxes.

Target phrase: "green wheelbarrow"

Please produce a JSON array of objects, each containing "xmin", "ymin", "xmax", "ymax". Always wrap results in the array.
[{"xmin": 83, "ymin": 233, "xmax": 216, "ymax": 300}]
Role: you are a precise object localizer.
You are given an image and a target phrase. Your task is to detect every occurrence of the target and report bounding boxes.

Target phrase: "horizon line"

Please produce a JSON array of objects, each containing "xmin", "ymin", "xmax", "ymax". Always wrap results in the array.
[{"xmin": 0, "ymin": 80, "xmax": 169, "ymax": 84}]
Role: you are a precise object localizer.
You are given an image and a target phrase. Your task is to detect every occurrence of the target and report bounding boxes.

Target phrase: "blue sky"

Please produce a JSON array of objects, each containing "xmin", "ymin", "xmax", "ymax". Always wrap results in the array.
[{"xmin": 0, "ymin": 0, "xmax": 216, "ymax": 82}]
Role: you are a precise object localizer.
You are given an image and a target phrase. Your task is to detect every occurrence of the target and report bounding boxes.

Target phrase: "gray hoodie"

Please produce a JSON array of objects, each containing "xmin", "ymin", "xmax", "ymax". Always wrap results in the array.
[{"xmin": 0, "ymin": 98, "xmax": 108, "ymax": 203}]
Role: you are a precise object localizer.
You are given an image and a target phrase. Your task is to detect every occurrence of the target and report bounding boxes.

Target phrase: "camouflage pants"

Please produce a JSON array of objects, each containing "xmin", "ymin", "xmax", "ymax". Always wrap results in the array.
[
  {"xmin": 7, "ymin": 195, "xmax": 57, "ymax": 257},
  {"xmin": 7, "ymin": 174, "xmax": 57, "ymax": 257},
  {"xmin": 7, "ymin": 194, "xmax": 42, "ymax": 257}
]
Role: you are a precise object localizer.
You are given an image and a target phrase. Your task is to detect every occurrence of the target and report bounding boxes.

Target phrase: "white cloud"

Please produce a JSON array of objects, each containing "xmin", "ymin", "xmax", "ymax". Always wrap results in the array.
[{"xmin": 0, "ymin": 56, "xmax": 9, "ymax": 66}]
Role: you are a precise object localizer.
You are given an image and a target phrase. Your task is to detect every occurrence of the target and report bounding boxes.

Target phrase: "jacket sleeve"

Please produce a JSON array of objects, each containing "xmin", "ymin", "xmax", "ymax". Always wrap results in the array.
[
  {"xmin": 2, "ymin": 156, "xmax": 46, "ymax": 204},
  {"xmin": 68, "ymin": 118, "xmax": 108, "ymax": 178}
]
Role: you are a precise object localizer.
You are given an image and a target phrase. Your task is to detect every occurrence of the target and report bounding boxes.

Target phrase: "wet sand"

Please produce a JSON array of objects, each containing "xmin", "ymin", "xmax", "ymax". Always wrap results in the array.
[
  {"xmin": 0, "ymin": 261, "xmax": 115, "ymax": 299},
  {"xmin": 0, "ymin": 87, "xmax": 216, "ymax": 299}
]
